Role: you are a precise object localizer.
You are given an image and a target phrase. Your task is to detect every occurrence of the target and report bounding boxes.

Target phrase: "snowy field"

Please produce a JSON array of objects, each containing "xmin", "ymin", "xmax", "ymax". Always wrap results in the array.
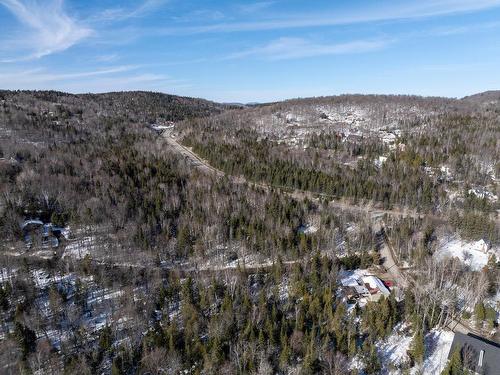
[
  {"xmin": 378, "ymin": 327, "xmax": 454, "ymax": 375},
  {"xmin": 355, "ymin": 327, "xmax": 454, "ymax": 374},
  {"xmin": 414, "ymin": 330, "xmax": 454, "ymax": 375},
  {"xmin": 378, "ymin": 324, "xmax": 412, "ymax": 374},
  {"xmin": 434, "ymin": 238, "xmax": 498, "ymax": 271},
  {"xmin": 63, "ymin": 236, "xmax": 101, "ymax": 259}
]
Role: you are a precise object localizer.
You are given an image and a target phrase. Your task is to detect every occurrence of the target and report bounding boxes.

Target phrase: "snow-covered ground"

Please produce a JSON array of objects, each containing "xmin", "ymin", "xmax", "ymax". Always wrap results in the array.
[
  {"xmin": 379, "ymin": 131, "xmax": 397, "ymax": 145},
  {"xmin": 31, "ymin": 269, "xmax": 53, "ymax": 289},
  {"xmin": 423, "ymin": 165, "xmax": 455, "ymax": 182},
  {"xmin": 484, "ymin": 291, "xmax": 500, "ymax": 327},
  {"xmin": 316, "ymin": 105, "xmax": 368, "ymax": 127},
  {"xmin": 434, "ymin": 238, "xmax": 498, "ymax": 270},
  {"xmin": 414, "ymin": 329, "xmax": 454, "ymax": 375},
  {"xmin": 374, "ymin": 155, "xmax": 388, "ymax": 169},
  {"xmin": 298, "ymin": 223, "xmax": 318, "ymax": 235},
  {"xmin": 28, "ymin": 270, "xmax": 130, "ymax": 348},
  {"xmin": 86, "ymin": 289, "xmax": 124, "ymax": 306},
  {"xmin": 0, "ymin": 268, "xmax": 17, "ymax": 283},
  {"xmin": 63, "ymin": 236, "xmax": 98, "ymax": 259},
  {"xmin": 352, "ymin": 327, "xmax": 453, "ymax": 374},
  {"xmin": 378, "ymin": 325, "xmax": 412, "ymax": 374},
  {"xmin": 252, "ymin": 102, "xmax": 427, "ymax": 146},
  {"xmin": 439, "ymin": 165, "xmax": 453, "ymax": 181},
  {"xmin": 468, "ymin": 187, "xmax": 498, "ymax": 202},
  {"xmin": 277, "ymin": 281, "xmax": 289, "ymax": 302}
]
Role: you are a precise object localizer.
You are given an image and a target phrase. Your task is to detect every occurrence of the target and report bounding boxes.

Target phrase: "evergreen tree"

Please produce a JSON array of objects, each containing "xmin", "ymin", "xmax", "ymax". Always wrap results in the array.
[
  {"xmin": 364, "ymin": 343, "xmax": 381, "ymax": 374},
  {"xmin": 13, "ymin": 322, "xmax": 36, "ymax": 360},
  {"xmin": 474, "ymin": 302, "xmax": 486, "ymax": 322},
  {"xmin": 411, "ymin": 330, "xmax": 425, "ymax": 364},
  {"xmin": 441, "ymin": 348, "xmax": 464, "ymax": 375}
]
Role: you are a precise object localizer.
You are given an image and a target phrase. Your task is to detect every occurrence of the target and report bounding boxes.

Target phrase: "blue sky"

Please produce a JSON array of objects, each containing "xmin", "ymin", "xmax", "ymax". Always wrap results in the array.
[{"xmin": 1, "ymin": 0, "xmax": 500, "ymax": 102}]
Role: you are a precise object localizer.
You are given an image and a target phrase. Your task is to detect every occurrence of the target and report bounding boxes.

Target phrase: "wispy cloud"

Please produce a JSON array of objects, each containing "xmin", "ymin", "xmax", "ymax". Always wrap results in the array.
[
  {"xmin": 237, "ymin": 1, "xmax": 275, "ymax": 14},
  {"xmin": 154, "ymin": 0, "xmax": 500, "ymax": 35},
  {"xmin": 228, "ymin": 37, "xmax": 392, "ymax": 61},
  {"xmin": 0, "ymin": 65, "xmax": 139, "ymax": 84},
  {"xmin": 0, "ymin": 0, "xmax": 92, "ymax": 61},
  {"xmin": 95, "ymin": 0, "xmax": 168, "ymax": 22},
  {"xmin": 0, "ymin": 65, "xmax": 189, "ymax": 93},
  {"xmin": 418, "ymin": 62, "xmax": 493, "ymax": 72},
  {"xmin": 171, "ymin": 9, "xmax": 225, "ymax": 23},
  {"xmin": 418, "ymin": 20, "xmax": 500, "ymax": 37},
  {"xmin": 95, "ymin": 54, "xmax": 120, "ymax": 63}
]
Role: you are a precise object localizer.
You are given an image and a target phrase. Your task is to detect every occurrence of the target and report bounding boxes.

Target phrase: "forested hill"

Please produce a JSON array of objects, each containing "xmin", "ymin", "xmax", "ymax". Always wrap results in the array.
[
  {"xmin": 179, "ymin": 91, "xmax": 499, "ymax": 215},
  {"xmin": 461, "ymin": 90, "xmax": 500, "ymax": 109},
  {"xmin": 0, "ymin": 89, "xmax": 499, "ymax": 374},
  {"xmin": 1, "ymin": 89, "xmax": 497, "ymax": 122},
  {"xmin": 0, "ymin": 90, "xmax": 230, "ymax": 123}
]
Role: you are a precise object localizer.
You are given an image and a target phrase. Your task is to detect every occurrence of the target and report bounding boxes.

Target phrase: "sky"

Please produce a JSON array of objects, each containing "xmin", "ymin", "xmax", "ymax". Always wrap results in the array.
[{"xmin": 0, "ymin": 0, "xmax": 500, "ymax": 103}]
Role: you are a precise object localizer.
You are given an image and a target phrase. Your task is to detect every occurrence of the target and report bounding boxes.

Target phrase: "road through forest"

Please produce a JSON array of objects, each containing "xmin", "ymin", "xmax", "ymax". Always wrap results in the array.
[
  {"xmin": 164, "ymin": 132, "xmax": 484, "ymax": 335},
  {"xmin": 163, "ymin": 133, "xmax": 444, "ymax": 222}
]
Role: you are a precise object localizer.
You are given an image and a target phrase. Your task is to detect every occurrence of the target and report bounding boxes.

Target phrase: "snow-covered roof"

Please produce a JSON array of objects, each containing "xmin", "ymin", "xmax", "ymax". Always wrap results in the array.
[
  {"xmin": 354, "ymin": 285, "xmax": 370, "ymax": 295},
  {"xmin": 341, "ymin": 274, "xmax": 361, "ymax": 287},
  {"xmin": 362, "ymin": 275, "xmax": 391, "ymax": 296},
  {"xmin": 21, "ymin": 219, "xmax": 43, "ymax": 229},
  {"xmin": 340, "ymin": 270, "xmax": 390, "ymax": 297}
]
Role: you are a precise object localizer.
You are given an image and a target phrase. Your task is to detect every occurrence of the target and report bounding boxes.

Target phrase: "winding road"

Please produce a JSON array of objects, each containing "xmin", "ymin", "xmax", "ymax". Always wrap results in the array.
[
  {"xmin": 163, "ymin": 132, "xmax": 443, "ymax": 222},
  {"xmin": 163, "ymin": 131, "xmax": 489, "ymax": 337}
]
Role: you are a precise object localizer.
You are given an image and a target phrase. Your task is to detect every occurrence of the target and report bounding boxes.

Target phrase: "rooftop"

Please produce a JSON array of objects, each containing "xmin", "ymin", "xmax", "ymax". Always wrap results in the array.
[{"xmin": 448, "ymin": 333, "xmax": 500, "ymax": 375}]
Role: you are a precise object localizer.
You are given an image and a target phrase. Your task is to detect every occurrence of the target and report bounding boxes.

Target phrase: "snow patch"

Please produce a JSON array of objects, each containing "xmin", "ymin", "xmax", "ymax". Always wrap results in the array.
[
  {"xmin": 435, "ymin": 238, "xmax": 498, "ymax": 271},
  {"xmin": 374, "ymin": 155, "xmax": 388, "ymax": 168},
  {"xmin": 63, "ymin": 236, "xmax": 98, "ymax": 259},
  {"xmin": 298, "ymin": 224, "xmax": 318, "ymax": 235},
  {"xmin": 468, "ymin": 187, "xmax": 498, "ymax": 202},
  {"xmin": 415, "ymin": 329, "xmax": 454, "ymax": 375},
  {"xmin": 378, "ymin": 327, "xmax": 412, "ymax": 373},
  {"xmin": 0, "ymin": 268, "xmax": 17, "ymax": 283}
]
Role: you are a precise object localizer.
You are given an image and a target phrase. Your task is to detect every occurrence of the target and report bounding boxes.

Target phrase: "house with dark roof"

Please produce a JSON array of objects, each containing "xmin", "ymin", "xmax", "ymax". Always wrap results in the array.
[
  {"xmin": 447, "ymin": 332, "xmax": 500, "ymax": 375},
  {"xmin": 21, "ymin": 220, "xmax": 60, "ymax": 249}
]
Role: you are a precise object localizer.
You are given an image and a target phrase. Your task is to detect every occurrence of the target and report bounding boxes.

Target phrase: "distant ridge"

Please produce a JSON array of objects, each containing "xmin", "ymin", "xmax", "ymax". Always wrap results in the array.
[{"xmin": 461, "ymin": 90, "xmax": 500, "ymax": 106}]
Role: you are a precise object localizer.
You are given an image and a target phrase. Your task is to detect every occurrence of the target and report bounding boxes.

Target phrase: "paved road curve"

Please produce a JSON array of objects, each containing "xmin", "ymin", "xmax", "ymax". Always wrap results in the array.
[
  {"xmin": 163, "ymin": 133, "xmax": 444, "ymax": 222},
  {"xmin": 163, "ymin": 131, "xmax": 487, "ymax": 336}
]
